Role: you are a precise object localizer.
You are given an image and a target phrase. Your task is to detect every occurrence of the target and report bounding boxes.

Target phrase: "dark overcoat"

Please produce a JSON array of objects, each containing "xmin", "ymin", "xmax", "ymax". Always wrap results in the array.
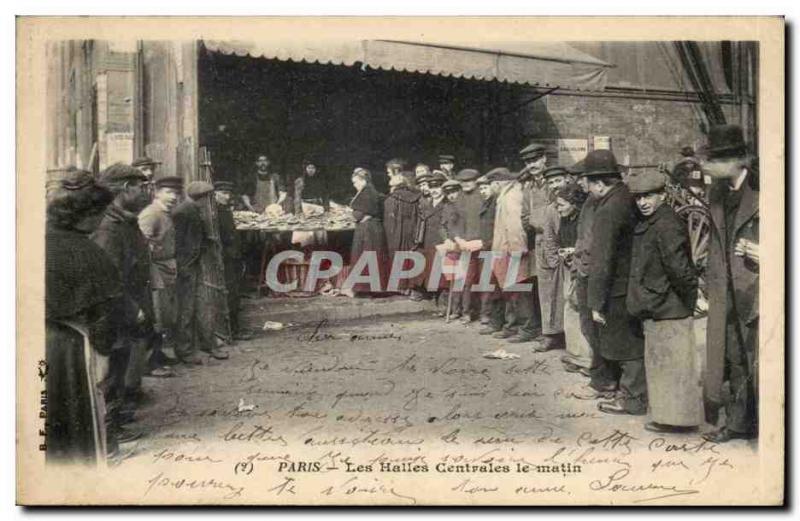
[
  {"xmin": 383, "ymin": 185, "xmax": 421, "ymax": 258},
  {"xmin": 351, "ymin": 184, "xmax": 387, "ymax": 259},
  {"xmin": 626, "ymin": 204, "xmax": 698, "ymax": 320},
  {"xmin": 92, "ymin": 203, "xmax": 153, "ymax": 336},
  {"xmin": 46, "ymin": 224, "xmax": 121, "ymax": 464},
  {"xmin": 587, "ymin": 182, "xmax": 644, "ymax": 360},
  {"xmin": 705, "ymin": 169, "xmax": 759, "ymax": 410}
]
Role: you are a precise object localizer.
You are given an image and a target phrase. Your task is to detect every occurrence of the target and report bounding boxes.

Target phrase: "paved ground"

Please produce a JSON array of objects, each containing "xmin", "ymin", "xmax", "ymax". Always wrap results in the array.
[{"xmin": 116, "ymin": 311, "xmax": 757, "ymax": 505}]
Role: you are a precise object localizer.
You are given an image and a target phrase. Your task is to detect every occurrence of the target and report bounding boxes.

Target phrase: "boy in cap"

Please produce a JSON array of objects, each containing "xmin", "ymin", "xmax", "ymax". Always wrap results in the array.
[
  {"xmin": 215, "ymin": 181, "xmax": 251, "ymax": 341},
  {"xmin": 173, "ymin": 181, "xmax": 230, "ymax": 364},
  {"xmin": 626, "ymin": 169, "xmax": 701, "ymax": 433},
  {"xmin": 574, "ymin": 150, "xmax": 647, "ymax": 416},
  {"xmin": 441, "ymin": 169, "xmax": 484, "ymax": 323},
  {"xmin": 701, "ymin": 124, "xmax": 759, "ymax": 443},
  {"xmin": 138, "ymin": 176, "xmax": 184, "ymax": 374}
]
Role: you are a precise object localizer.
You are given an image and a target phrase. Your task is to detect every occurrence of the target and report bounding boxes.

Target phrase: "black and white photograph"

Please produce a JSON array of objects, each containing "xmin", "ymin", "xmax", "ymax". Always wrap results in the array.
[{"xmin": 16, "ymin": 16, "xmax": 784, "ymax": 506}]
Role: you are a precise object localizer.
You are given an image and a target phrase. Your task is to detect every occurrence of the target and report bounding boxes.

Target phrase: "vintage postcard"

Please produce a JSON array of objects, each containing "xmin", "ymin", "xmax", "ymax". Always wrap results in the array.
[{"xmin": 16, "ymin": 16, "xmax": 784, "ymax": 505}]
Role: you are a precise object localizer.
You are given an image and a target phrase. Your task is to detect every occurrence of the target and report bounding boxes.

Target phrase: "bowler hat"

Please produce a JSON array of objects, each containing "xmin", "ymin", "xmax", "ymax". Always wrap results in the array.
[
  {"xmin": 627, "ymin": 170, "xmax": 668, "ymax": 194},
  {"xmin": 706, "ymin": 124, "xmax": 747, "ymax": 160},
  {"xmin": 519, "ymin": 143, "xmax": 547, "ymax": 161},
  {"xmin": 187, "ymin": 181, "xmax": 215, "ymax": 199},
  {"xmin": 214, "ymin": 180, "xmax": 236, "ymax": 192},
  {"xmin": 576, "ymin": 150, "xmax": 622, "ymax": 178},
  {"xmin": 100, "ymin": 163, "xmax": 147, "ymax": 185},
  {"xmin": 484, "ymin": 167, "xmax": 517, "ymax": 182},
  {"xmin": 542, "ymin": 166, "xmax": 570, "ymax": 179},
  {"xmin": 132, "ymin": 156, "xmax": 161, "ymax": 168},
  {"xmin": 155, "ymin": 176, "xmax": 184, "ymax": 190},
  {"xmin": 455, "ymin": 168, "xmax": 481, "ymax": 182}
]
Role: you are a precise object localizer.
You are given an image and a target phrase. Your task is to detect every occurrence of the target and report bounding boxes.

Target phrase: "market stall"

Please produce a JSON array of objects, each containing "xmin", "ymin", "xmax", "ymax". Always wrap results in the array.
[{"xmin": 234, "ymin": 203, "xmax": 356, "ymax": 294}]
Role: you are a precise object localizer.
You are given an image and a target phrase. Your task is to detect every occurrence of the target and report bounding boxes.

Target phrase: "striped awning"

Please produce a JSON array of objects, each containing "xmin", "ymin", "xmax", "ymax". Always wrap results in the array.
[{"xmin": 201, "ymin": 39, "xmax": 613, "ymax": 91}]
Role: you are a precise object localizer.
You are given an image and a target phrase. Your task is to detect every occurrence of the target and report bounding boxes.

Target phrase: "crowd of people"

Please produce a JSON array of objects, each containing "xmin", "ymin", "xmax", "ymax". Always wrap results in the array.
[
  {"xmin": 45, "ymin": 160, "xmax": 249, "ymax": 465},
  {"xmin": 44, "ymin": 123, "xmax": 759, "ymax": 467}
]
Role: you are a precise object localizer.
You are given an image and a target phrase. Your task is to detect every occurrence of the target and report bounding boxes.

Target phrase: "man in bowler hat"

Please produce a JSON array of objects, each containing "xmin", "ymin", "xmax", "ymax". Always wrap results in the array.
[{"xmin": 701, "ymin": 124, "xmax": 759, "ymax": 443}]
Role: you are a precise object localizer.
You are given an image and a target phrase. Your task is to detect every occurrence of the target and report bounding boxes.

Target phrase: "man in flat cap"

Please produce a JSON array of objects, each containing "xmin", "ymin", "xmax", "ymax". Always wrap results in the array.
[
  {"xmin": 415, "ymin": 172, "xmax": 449, "ymax": 311},
  {"xmin": 574, "ymin": 150, "xmax": 647, "ymax": 416},
  {"xmin": 138, "ymin": 176, "xmax": 184, "ymax": 375},
  {"xmin": 476, "ymin": 175, "xmax": 505, "ymax": 333},
  {"xmin": 701, "ymin": 124, "xmax": 759, "ymax": 443},
  {"xmin": 515, "ymin": 165, "xmax": 571, "ymax": 350},
  {"xmin": 215, "ymin": 181, "xmax": 250, "ymax": 341},
  {"xmin": 438, "ymin": 155, "xmax": 456, "ymax": 180},
  {"xmin": 511, "ymin": 143, "xmax": 550, "ymax": 344},
  {"xmin": 172, "ymin": 181, "xmax": 229, "ymax": 364},
  {"xmin": 626, "ymin": 169, "xmax": 701, "ymax": 433},
  {"xmin": 92, "ymin": 163, "xmax": 153, "ymax": 445},
  {"xmin": 440, "ymin": 169, "xmax": 484, "ymax": 323},
  {"xmin": 485, "ymin": 167, "xmax": 534, "ymax": 338},
  {"xmin": 132, "ymin": 156, "xmax": 160, "ymax": 181}
]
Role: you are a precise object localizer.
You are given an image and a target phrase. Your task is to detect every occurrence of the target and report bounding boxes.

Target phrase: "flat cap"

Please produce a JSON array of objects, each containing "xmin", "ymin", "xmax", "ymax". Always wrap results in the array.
[
  {"xmin": 442, "ymin": 180, "xmax": 462, "ymax": 193},
  {"xmin": 100, "ymin": 163, "xmax": 147, "ymax": 185},
  {"xmin": 155, "ymin": 176, "xmax": 184, "ymax": 190},
  {"xmin": 476, "ymin": 176, "xmax": 490, "ymax": 186},
  {"xmin": 455, "ymin": 168, "xmax": 481, "ymax": 182},
  {"xmin": 438, "ymin": 154, "xmax": 456, "ymax": 163},
  {"xmin": 519, "ymin": 143, "xmax": 547, "ymax": 160},
  {"xmin": 132, "ymin": 156, "xmax": 161, "ymax": 168},
  {"xmin": 187, "ymin": 181, "xmax": 215, "ymax": 199},
  {"xmin": 415, "ymin": 172, "xmax": 434, "ymax": 184},
  {"xmin": 542, "ymin": 166, "xmax": 570, "ymax": 179},
  {"xmin": 484, "ymin": 167, "xmax": 517, "ymax": 182},
  {"xmin": 213, "ymin": 180, "xmax": 236, "ymax": 192},
  {"xmin": 60, "ymin": 168, "xmax": 96, "ymax": 191},
  {"xmin": 429, "ymin": 171, "xmax": 448, "ymax": 187},
  {"xmin": 627, "ymin": 170, "xmax": 668, "ymax": 194}
]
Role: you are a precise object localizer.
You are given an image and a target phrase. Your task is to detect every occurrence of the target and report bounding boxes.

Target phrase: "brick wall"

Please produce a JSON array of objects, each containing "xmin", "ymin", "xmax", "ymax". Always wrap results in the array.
[{"xmin": 519, "ymin": 92, "xmax": 739, "ymax": 167}]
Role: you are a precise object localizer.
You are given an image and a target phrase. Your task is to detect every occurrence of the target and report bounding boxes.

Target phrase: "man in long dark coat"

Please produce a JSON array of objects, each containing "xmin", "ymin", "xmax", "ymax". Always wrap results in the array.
[
  {"xmin": 92, "ymin": 164, "xmax": 153, "ymax": 443},
  {"xmin": 477, "ymin": 175, "xmax": 504, "ymax": 333},
  {"xmin": 701, "ymin": 125, "xmax": 759, "ymax": 443},
  {"xmin": 173, "ymin": 182, "xmax": 229, "ymax": 363},
  {"xmin": 626, "ymin": 169, "xmax": 701, "ymax": 433},
  {"xmin": 579, "ymin": 150, "xmax": 647, "ymax": 416},
  {"xmin": 215, "ymin": 181, "xmax": 250, "ymax": 341},
  {"xmin": 415, "ymin": 172, "xmax": 448, "ymax": 302}
]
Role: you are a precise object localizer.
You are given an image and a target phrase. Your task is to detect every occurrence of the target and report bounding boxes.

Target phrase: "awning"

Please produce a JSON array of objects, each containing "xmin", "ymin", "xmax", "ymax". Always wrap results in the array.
[{"xmin": 201, "ymin": 39, "xmax": 613, "ymax": 91}]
